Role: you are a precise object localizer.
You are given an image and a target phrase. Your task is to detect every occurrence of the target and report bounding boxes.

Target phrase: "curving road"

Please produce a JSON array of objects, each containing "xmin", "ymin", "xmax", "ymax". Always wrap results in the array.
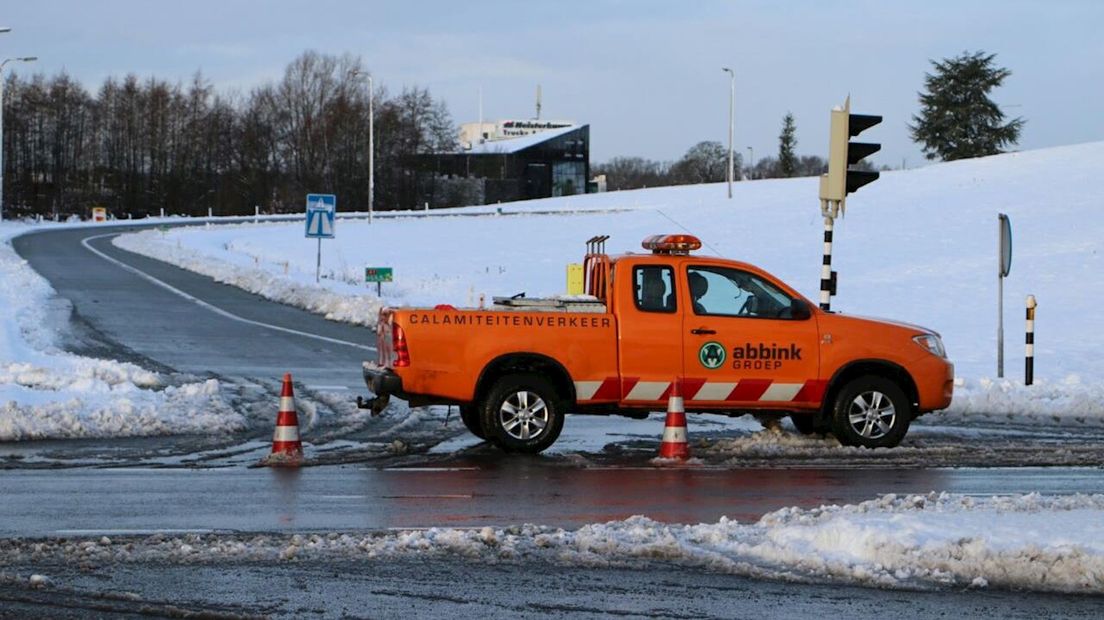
[{"xmin": 14, "ymin": 224, "xmax": 374, "ymax": 390}]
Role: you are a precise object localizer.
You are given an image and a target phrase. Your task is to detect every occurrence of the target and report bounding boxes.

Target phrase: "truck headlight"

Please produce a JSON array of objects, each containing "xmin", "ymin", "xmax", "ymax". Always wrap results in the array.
[{"xmin": 913, "ymin": 334, "xmax": 946, "ymax": 358}]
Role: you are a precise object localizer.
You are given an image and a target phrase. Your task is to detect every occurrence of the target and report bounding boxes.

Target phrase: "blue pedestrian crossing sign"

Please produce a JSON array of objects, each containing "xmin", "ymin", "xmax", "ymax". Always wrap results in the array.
[{"xmin": 305, "ymin": 193, "xmax": 336, "ymax": 239}]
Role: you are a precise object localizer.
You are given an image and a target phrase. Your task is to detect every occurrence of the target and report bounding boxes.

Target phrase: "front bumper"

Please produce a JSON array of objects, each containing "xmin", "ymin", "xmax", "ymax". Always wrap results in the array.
[{"xmin": 914, "ymin": 355, "xmax": 954, "ymax": 412}]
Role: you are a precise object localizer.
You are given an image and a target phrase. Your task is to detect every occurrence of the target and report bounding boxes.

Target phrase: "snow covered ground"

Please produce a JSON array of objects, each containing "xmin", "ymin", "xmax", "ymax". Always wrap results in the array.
[
  {"xmin": 5, "ymin": 492, "xmax": 1102, "ymax": 594},
  {"xmin": 115, "ymin": 142, "xmax": 1104, "ymax": 422},
  {"xmin": 0, "ymin": 223, "xmax": 245, "ymax": 440}
]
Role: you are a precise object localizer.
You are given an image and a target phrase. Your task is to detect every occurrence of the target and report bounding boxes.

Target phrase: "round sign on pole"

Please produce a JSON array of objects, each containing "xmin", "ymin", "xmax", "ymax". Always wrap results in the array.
[{"xmin": 999, "ymin": 213, "xmax": 1012, "ymax": 277}]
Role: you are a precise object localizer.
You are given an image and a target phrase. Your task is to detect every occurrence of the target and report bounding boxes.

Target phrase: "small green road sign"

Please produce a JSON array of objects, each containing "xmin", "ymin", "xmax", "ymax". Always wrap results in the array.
[{"xmin": 365, "ymin": 267, "xmax": 393, "ymax": 283}]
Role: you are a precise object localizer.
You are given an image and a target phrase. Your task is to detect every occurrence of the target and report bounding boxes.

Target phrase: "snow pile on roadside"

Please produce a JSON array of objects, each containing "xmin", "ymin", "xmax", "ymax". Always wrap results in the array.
[
  {"xmin": 0, "ymin": 377, "xmax": 240, "ymax": 440},
  {"xmin": 943, "ymin": 376, "xmax": 1104, "ymax": 426},
  {"xmin": 0, "ymin": 224, "xmax": 246, "ymax": 440},
  {"xmin": 114, "ymin": 226, "xmax": 384, "ymax": 326},
  {"xmin": 700, "ymin": 428, "xmax": 959, "ymax": 461},
  {"xmin": 6, "ymin": 493, "xmax": 1102, "ymax": 593}
]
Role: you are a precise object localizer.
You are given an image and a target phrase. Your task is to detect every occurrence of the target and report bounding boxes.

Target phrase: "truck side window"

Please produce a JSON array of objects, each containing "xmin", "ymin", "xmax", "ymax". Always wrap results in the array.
[
  {"xmin": 688, "ymin": 266, "xmax": 795, "ymax": 319},
  {"xmin": 634, "ymin": 266, "xmax": 676, "ymax": 313}
]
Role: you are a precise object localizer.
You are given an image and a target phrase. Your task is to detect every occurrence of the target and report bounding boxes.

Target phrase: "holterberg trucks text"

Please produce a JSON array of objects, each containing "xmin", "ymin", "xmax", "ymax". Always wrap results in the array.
[{"xmin": 361, "ymin": 234, "xmax": 953, "ymax": 453}]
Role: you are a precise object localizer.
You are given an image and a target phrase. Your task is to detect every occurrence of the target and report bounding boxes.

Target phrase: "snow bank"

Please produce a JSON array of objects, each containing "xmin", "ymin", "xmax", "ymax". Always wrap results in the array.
[
  {"xmin": 7, "ymin": 493, "xmax": 1102, "ymax": 593},
  {"xmin": 114, "ymin": 228, "xmax": 383, "ymax": 326},
  {"xmin": 944, "ymin": 376, "xmax": 1104, "ymax": 425},
  {"xmin": 0, "ymin": 223, "xmax": 245, "ymax": 440}
]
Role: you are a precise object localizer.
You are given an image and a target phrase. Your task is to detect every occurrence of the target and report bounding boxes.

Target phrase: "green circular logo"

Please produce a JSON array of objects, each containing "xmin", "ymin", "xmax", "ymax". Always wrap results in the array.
[{"xmin": 698, "ymin": 341, "xmax": 726, "ymax": 370}]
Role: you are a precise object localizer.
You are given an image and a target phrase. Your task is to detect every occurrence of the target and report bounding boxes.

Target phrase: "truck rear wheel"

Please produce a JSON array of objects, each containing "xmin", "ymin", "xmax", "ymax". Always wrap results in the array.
[
  {"xmin": 480, "ymin": 374, "xmax": 564, "ymax": 454},
  {"xmin": 830, "ymin": 376, "xmax": 911, "ymax": 448},
  {"xmin": 459, "ymin": 405, "xmax": 486, "ymax": 439}
]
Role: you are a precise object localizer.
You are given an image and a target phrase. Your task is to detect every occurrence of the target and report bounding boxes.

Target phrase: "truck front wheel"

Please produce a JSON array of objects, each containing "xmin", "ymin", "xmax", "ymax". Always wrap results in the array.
[
  {"xmin": 830, "ymin": 376, "xmax": 911, "ymax": 448},
  {"xmin": 480, "ymin": 374, "xmax": 565, "ymax": 454}
]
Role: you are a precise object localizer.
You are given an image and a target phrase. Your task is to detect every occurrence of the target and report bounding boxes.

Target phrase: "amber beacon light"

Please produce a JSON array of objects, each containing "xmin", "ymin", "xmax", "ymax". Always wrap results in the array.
[{"xmin": 641, "ymin": 234, "xmax": 702, "ymax": 254}]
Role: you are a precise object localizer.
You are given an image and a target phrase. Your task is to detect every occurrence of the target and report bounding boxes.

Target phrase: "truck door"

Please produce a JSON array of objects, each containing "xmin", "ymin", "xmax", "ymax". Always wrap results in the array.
[
  {"xmin": 681, "ymin": 265, "xmax": 821, "ymax": 408},
  {"xmin": 615, "ymin": 263, "xmax": 684, "ymax": 404}
]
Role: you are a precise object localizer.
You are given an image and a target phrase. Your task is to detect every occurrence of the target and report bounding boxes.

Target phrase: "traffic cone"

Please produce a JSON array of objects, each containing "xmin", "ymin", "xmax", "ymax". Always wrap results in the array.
[
  {"xmin": 271, "ymin": 373, "xmax": 303, "ymax": 463},
  {"xmin": 658, "ymin": 378, "xmax": 690, "ymax": 460}
]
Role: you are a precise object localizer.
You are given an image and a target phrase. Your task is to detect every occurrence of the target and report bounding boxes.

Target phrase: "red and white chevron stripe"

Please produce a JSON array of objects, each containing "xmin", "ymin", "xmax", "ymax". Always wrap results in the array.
[{"xmin": 574, "ymin": 377, "xmax": 826, "ymax": 404}]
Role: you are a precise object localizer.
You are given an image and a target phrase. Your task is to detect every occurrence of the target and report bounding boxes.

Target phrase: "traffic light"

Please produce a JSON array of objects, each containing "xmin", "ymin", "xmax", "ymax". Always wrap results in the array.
[{"xmin": 819, "ymin": 96, "xmax": 882, "ymax": 209}]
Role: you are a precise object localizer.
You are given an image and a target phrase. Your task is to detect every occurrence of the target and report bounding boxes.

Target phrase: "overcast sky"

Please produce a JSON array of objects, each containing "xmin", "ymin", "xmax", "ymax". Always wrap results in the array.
[{"xmin": 4, "ymin": 1, "xmax": 1102, "ymax": 167}]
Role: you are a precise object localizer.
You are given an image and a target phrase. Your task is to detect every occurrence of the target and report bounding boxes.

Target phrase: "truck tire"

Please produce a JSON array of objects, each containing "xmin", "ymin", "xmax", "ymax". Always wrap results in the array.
[
  {"xmin": 459, "ymin": 405, "xmax": 486, "ymax": 439},
  {"xmin": 830, "ymin": 376, "xmax": 911, "ymax": 448},
  {"xmin": 479, "ymin": 373, "xmax": 564, "ymax": 454}
]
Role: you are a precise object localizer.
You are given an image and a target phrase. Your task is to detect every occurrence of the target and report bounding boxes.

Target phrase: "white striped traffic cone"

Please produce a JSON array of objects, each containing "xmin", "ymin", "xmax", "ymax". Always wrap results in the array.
[
  {"xmin": 271, "ymin": 373, "xmax": 303, "ymax": 464},
  {"xmin": 658, "ymin": 378, "xmax": 690, "ymax": 460}
]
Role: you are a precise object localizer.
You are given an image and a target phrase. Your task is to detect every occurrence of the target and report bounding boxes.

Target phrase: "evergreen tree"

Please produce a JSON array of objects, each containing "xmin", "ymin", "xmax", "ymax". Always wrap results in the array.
[
  {"xmin": 909, "ymin": 51, "xmax": 1024, "ymax": 161},
  {"xmin": 778, "ymin": 112, "xmax": 797, "ymax": 177}
]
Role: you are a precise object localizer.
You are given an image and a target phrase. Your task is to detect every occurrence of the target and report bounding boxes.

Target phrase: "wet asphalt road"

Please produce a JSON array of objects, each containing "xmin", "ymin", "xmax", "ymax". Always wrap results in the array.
[
  {"xmin": 1, "ymin": 464, "xmax": 1102, "ymax": 537},
  {"xmin": 4, "ymin": 558, "xmax": 1103, "ymax": 620},
  {"xmin": 13, "ymin": 225, "xmax": 374, "ymax": 390}
]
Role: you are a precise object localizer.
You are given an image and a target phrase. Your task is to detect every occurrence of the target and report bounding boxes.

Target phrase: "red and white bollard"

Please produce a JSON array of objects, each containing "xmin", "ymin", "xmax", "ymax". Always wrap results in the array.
[
  {"xmin": 271, "ymin": 373, "xmax": 303, "ymax": 464},
  {"xmin": 658, "ymin": 379, "xmax": 690, "ymax": 460}
]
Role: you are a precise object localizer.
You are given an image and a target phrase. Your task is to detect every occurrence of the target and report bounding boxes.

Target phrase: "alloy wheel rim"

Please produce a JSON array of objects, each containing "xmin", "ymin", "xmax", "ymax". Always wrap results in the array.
[
  {"xmin": 499, "ymin": 390, "xmax": 549, "ymax": 441},
  {"xmin": 847, "ymin": 390, "xmax": 896, "ymax": 439}
]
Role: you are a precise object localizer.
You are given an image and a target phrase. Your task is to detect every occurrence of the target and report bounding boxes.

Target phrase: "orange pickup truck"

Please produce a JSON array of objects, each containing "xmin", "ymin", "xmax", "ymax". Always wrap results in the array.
[{"xmin": 362, "ymin": 234, "xmax": 953, "ymax": 453}]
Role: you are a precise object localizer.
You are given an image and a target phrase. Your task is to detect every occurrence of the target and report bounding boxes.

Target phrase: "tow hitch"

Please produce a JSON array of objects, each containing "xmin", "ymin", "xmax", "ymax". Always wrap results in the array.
[{"xmin": 356, "ymin": 394, "xmax": 390, "ymax": 416}]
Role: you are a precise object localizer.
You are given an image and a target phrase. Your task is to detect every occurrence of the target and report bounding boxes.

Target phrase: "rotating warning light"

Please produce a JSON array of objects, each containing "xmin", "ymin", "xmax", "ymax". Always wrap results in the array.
[{"xmin": 642, "ymin": 234, "xmax": 702, "ymax": 254}]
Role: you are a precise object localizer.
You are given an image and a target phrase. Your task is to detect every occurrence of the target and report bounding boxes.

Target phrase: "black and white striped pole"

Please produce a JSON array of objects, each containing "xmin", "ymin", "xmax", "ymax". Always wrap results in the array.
[
  {"xmin": 1025, "ymin": 295, "xmax": 1036, "ymax": 386},
  {"xmin": 819, "ymin": 212, "xmax": 835, "ymax": 311}
]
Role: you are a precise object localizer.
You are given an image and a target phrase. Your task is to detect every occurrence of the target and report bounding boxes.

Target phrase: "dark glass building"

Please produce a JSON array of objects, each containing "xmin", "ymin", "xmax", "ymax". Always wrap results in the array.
[{"xmin": 423, "ymin": 124, "xmax": 589, "ymax": 205}]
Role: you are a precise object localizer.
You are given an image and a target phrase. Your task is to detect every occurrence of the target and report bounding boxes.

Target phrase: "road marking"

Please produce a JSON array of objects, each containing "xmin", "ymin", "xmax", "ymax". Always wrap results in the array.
[
  {"xmin": 382, "ymin": 467, "xmax": 480, "ymax": 472},
  {"xmin": 382, "ymin": 494, "xmax": 473, "ymax": 499},
  {"xmin": 309, "ymin": 385, "xmax": 350, "ymax": 391},
  {"xmin": 55, "ymin": 528, "xmax": 216, "ymax": 536},
  {"xmin": 80, "ymin": 233, "xmax": 374, "ymax": 352}
]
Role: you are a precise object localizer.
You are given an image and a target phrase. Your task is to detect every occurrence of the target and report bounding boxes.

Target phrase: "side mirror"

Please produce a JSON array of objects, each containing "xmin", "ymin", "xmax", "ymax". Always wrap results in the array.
[{"xmin": 790, "ymin": 299, "xmax": 812, "ymax": 320}]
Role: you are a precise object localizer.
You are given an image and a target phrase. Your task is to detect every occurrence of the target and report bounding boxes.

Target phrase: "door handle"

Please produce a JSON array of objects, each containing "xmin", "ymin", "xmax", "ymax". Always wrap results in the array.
[{"xmin": 690, "ymin": 328, "xmax": 716, "ymax": 335}]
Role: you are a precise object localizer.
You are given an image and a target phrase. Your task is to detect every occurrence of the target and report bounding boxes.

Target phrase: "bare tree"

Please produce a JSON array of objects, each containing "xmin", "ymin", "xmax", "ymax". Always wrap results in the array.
[
  {"xmin": 0, "ymin": 51, "xmax": 459, "ymax": 217},
  {"xmin": 670, "ymin": 141, "xmax": 736, "ymax": 185}
]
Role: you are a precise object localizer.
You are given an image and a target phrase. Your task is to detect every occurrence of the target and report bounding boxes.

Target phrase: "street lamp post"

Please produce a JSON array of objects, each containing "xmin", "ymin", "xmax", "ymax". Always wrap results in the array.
[
  {"xmin": 350, "ymin": 69, "xmax": 375, "ymax": 224},
  {"xmin": 0, "ymin": 53, "xmax": 37, "ymax": 222},
  {"xmin": 746, "ymin": 146, "xmax": 753, "ymax": 180},
  {"xmin": 368, "ymin": 74, "xmax": 373, "ymax": 223},
  {"xmin": 722, "ymin": 67, "xmax": 734, "ymax": 199}
]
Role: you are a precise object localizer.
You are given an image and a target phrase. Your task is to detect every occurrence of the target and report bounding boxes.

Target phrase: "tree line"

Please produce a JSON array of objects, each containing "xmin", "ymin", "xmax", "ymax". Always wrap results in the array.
[
  {"xmin": 592, "ymin": 121, "xmax": 831, "ymax": 193},
  {"xmin": 2, "ymin": 51, "xmax": 456, "ymax": 218}
]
